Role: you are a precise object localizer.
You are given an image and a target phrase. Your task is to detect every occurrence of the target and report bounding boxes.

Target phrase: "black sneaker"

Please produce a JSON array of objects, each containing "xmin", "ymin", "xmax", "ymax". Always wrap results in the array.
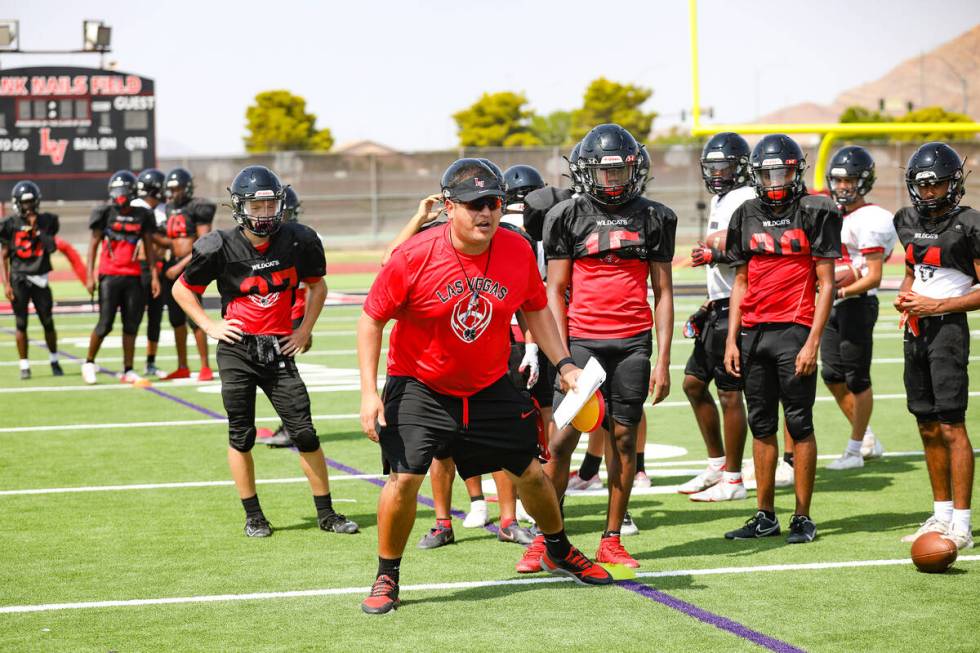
[
  {"xmin": 786, "ymin": 514, "xmax": 817, "ymax": 544},
  {"xmin": 51, "ymin": 361, "xmax": 64, "ymax": 377},
  {"xmin": 19, "ymin": 368, "xmax": 31, "ymax": 381},
  {"xmin": 497, "ymin": 521, "xmax": 535, "ymax": 545},
  {"xmin": 361, "ymin": 575, "xmax": 400, "ymax": 614},
  {"xmin": 417, "ymin": 523, "xmax": 454, "ymax": 549},
  {"xmin": 264, "ymin": 425, "xmax": 293, "ymax": 448},
  {"xmin": 724, "ymin": 511, "xmax": 781, "ymax": 540},
  {"xmin": 319, "ymin": 512, "xmax": 359, "ymax": 534},
  {"xmin": 145, "ymin": 363, "xmax": 159, "ymax": 378},
  {"xmin": 244, "ymin": 516, "xmax": 272, "ymax": 537}
]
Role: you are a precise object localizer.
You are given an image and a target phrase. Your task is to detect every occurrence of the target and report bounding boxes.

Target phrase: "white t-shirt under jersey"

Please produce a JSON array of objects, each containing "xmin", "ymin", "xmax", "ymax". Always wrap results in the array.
[
  {"xmin": 839, "ymin": 203, "xmax": 897, "ymax": 301},
  {"xmin": 706, "ymin": 185, "xmax": 755, "ymax": 301}
]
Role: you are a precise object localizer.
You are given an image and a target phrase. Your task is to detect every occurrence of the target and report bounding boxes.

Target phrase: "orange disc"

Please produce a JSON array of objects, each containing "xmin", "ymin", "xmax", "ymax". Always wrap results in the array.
[{"xmin": 571, "ymin": 391, "xmax": 606, "ymax": 432}]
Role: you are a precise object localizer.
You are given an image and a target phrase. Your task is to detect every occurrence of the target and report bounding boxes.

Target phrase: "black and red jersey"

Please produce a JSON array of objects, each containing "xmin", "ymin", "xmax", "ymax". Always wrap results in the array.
[
  {"xmin": 164, "ymin": 198, "xmax": 216, "ymax": 240},
  {"xmin": 0, "ymin": 213, "xmax": 59, "ymax": 276},
  {"xmin": 542, "ymin": 194, "xmax": 677, "ymax": 339},
  {"xmin": 180, "ymin": 222, "xmax": 326, "ymax": 336},
  {"xmin": 894, "ymin": 206, "xmax": 980, "ymax": 299},
  {"xmin": 89, "ymin": 204, "xmax": 156, "ymax": 277},
  {"xmin": 524, "ymin": 186, "xmax": 574, "ymax": 242},
  {"xmin": 726, "ymin": 194, "xmax": 841, "ymax": 328}
]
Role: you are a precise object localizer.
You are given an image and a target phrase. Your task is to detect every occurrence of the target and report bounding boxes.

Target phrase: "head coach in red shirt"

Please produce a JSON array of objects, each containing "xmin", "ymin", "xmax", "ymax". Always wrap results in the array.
[{"xmin": 357, "ymin": 159, "xmax": 614, "ymax": 614}]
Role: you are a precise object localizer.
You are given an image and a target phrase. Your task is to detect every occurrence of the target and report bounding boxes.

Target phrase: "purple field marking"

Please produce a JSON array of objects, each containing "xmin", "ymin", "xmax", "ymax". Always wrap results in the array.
[{"xmin": 618, "ymin": 580, "xmax": 805, "ymax": 653}]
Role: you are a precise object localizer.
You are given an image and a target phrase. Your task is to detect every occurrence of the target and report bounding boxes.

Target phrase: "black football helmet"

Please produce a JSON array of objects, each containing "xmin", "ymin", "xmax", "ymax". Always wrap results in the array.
[
  {"xmin": 700, "ymin": 132, "xmax": 750, "ymax": 195},
  {"xmin": 905, "ymin": 142, "xmax": 966, "ymax": 217},
  {"xmin": 750, "ymin": 134, "xmax": 807, "ymax": 207},
  {"xmin": 503, "ymin": 165, "xmax": 546, "ymax": 206},
  {"xmin": 108, "ymin": 170, "xmax": 138, "ymax": 210},
  {"xmin": 578, "ymin": 124, "xmax": 644, "ymax": 205},
  {"xmin": 165, "ymin": 167, "xmax": 195, "ymax": 205},
  {"xmin": 283, "ymin": 186, "xmax": 302, "ymax": 223},
  {"xmin": 11, "ymin": 180, "xmax": 41, "ymax": 216},
  {"xmin": 137, "ymin": 168, "xmax": 166, "ymax": 201},
  {"xmin": 565, "ymin": 141, "xmax": 584, "ymax": 192},
  {"xmin": 826, "ymin": 146, "xmax": 876, "ymax": 206},
  {"xmin": 636, "ymin": 145, "xmax": 651, "ymax": 194},
  {"xmin": 228, "ymin": 166, "xmax": 286, "ymax": 237}
]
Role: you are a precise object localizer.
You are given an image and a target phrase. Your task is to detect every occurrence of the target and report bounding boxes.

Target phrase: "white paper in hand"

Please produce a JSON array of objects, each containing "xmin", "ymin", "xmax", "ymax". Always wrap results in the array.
[{"xmin": 553, "ymin": 356, "xmax": 606, "ymax": 430}]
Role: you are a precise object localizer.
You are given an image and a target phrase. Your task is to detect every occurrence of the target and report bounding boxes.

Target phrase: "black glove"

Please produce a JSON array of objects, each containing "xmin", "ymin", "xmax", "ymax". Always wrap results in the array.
[{"xmin": 684, "ymin": 305, "xmax": 710, "ymax": 338}]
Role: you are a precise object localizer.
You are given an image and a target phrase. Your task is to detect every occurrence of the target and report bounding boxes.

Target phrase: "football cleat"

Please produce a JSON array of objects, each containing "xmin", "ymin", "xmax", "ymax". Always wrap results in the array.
[
  {"xmin": 725, "ymin": 511, "xmax": 781, "ymax": 540},
  {"xmin": 164, "ymin": 367, "xmax": 191, "ymax": 381},
  {"xmin": 620, "ymin": 512, "xmax": 640, "ymax": 536},
  {"xmin": 786, "ymin": 514, "xmax": 817, "ymax": 544},
  {"xmin": 462, "ymin": 500, "xmax": 489, "ymax": 528},
  {"xmin": 50, "ymin": 361, "xmax": 64, "ymax": 377},
  {"xmin": 677, "ymin": 467, "xmax": 723, "ymax": 494},
  {"xmin": 901, "ymin": 516, "xmax": 950, "ymax": 543},
  {"xmin": 81, "ymin": 362, "xmax": 98, "ymax": 385},
  {"xmin": 595, "ymin": 535, "xmax": 639, "ymax": 568},
  {"xmin": 826, "ymin": 452, "xmax": 864, "ymax": 471},
  {"xmin": 145, "ymin": 363, "xmax": 160, "ymax": 378},
  {"xmin": 244, "ymin": 516, "xmax": 272, "ymax": 537},
  {"xmin": 318, "ymin": 512, "xmax": 358, "ymax": 534},
  {"xmin": 516, "ymin": 535, "xmax": 546, "ymax": 573},
  {"xmin": 417, "ymin": 523, "xmax": 454, "ymax": 549},
  {"xmin": 119, "ymin": 370, "xmax": 142, "ymax": 384},
  {"xmin": 944, "ymin": 526, "xmax": 975, "ymax": 551},
  {"xmin": 264, "ymin": 425, "xmax": 294, "ymax": 448},
  {"xmin": 861, "ymin": 432, "xmax": 885, "ymax": 460},
  {"xmin": 361, "ymin": 575, "xmax": 400, "ymax": 614},
  {"xmin": 566, "ymin": 471, "xmax": 603, "ymax": 493},
  {"xmin": 497, "ymin": 521, "xmax": 535, "ymax": 545},
  {"xmin": 541, "ymin": 547, "xmax": 614, "ymax": 586},
  {"xmin": 774, "ymin": 459, "xmax": 795, "ymax": 488},
  {"xmin": 19, "ymin": 368, "xmax": 31, "ymax": 381},
  {"xmin": 633, "ymin": 471, "xmax": 651, "ymax": 489},
  {"xmin": 198, "ymin": 366, "xmax": 214, "ymax": 382},
  {"xmin": 690, "ymin": 479, "xmax": 748, "ymax": 502}
]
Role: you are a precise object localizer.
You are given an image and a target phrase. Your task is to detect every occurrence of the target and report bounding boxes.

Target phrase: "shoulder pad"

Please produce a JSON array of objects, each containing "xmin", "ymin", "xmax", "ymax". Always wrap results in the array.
[
  {"xmin": 800, "ymin": 194, "xmax": 838, "ymax": 212},
  {"xmin": 193, "ymin": 230, "xmax": 224, "ymax": 256},
  {"xmin": 190, "ymin": 198, "xmax": 217, "ymax": 222}
]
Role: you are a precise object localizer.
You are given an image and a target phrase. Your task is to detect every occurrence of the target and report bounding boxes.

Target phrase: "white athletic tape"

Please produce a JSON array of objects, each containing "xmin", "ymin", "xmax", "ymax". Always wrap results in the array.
[{"xmin": 1, "ymin": 556, "xmax": 976, "ymax": 614}]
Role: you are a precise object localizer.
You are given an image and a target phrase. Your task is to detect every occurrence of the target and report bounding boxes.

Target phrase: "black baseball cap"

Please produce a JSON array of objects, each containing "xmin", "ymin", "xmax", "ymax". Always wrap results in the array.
[{"xmin": 441, "ymin": 158, "xmax": 505, "ymax": 202}]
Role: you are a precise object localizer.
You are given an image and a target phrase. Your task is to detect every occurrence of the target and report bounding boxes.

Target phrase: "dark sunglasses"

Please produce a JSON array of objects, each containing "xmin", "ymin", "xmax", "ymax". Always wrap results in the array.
[{"xmin": 454, "ymin": 196, "xmax": 502, "ymax": 211}]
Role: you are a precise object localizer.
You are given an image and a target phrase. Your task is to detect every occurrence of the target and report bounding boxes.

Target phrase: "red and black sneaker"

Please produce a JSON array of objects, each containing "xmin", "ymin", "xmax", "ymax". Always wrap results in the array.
[
  {"xmin": 361, "ymin": 574, "xmax": 400, "ymax": 614},
  {"xmin": 515, "ymin": 534, "xmax": 546, "ymax": 573},
  {"xmin": 595, "ymin": 534, "xmax": 640, "ymax": 568},
  {"xmin": 541, "ymin": 546, "xmax": 614, "ymax": 585}
]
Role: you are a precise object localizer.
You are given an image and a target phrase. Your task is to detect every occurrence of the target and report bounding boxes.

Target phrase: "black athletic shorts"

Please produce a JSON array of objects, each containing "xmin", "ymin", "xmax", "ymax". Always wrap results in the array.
[
  {"xmin": 141, "ymin": 262, "xmax": 167, "ymax": 343},
  {"xmin": 820, "ymin": 294, "xmax": 878, "ymax": 394},
  {"xmin": 508, "ymin": 340, "xmax": 555, "ymax": 406},
  {"xmin": 10, "ymin": 275, "xmax": 54, "ymax": 331},
  {"xmin": 903, "ymin": 313, "xmax": 970, "ymax": 425},
  {"xmin": 216, "ymin": 337, "xmax": 319, "ymax": 453},
  {"xmin": 378, "ymin": 374, "xmax": 539, "ymax": 479},
  {"xmin": 163, "ymin": 260, "xmax": 198, "ymax": 330},
  {"xmin": 553, "ymin": 329, "xmax": 652, "ymax": 429},
  {"xmin": 95, "ymin": 274, "xmax": 145, "ymax": 337},
  {"xmin": 740, "ymin": 323, "xmax": 816, "ymax": 441},
  {"xmin": 684, "ymin": 299, "xmax": 742, "ymax": 392}
]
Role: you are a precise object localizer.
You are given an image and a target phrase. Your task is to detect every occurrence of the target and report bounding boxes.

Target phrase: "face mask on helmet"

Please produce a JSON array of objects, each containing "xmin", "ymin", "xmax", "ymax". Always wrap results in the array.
[
  {"xmin": 754, "ymin": 165, "xmax": 801, "ymax": 205},
  {"xmin": 583, "ymin": 157, "xmax": 637, "ymax": 203},
  {"xmin": 235, "ymin": 193, "xmax": 283, "ymax": 236},
  {"xmin": 828, "ymin": 175, "xmax": 861, "ymax": 205},
  {"xmin": 701, "ymin": 160, "xmax": 737, "ymax": 193},
  {"xmin": 908, "ymin": 174, "xmax": 962, "ymax": 217}
]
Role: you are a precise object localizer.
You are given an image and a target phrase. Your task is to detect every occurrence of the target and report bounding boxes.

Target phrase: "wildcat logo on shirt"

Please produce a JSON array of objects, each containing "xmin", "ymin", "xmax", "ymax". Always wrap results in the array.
[
  {"xmin": 450, "ymin": 293, "xmax": 493, "ymax": 343},
  {"xmin": 248, "ymin": 292, "xmax": 280, "ymax": 308}
]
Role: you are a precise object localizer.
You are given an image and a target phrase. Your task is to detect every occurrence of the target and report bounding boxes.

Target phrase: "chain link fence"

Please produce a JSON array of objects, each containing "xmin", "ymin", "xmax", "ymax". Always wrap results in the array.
[{"xmin": 38, "ymin": 141, "xmax": 980, "ymax": 249}]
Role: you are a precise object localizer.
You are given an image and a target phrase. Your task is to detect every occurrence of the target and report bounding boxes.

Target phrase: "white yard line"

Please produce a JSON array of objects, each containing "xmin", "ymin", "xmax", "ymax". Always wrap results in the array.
[
  {"xmin": 0, "ymin": 476, "xmax": 382, "ymax": 496},
  {"xmin": 1, "ymin": 555, "xmax": 976, "ymax": 614},
  {"xmin": 0, "ymin": 413, "xmax": 359, "ymax": 434}
]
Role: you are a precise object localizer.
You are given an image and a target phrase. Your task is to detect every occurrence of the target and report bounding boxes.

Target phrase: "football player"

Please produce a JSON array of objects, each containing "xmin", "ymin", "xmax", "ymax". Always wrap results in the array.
[
  {"xmin": 542, "ymin": 123, "xmax": 675, "ymax": 569},
  {"xmin": 722, "ymin": 134, "xmax": 841, "ymax": 544},
  {"xmin": 680, "ymin": 132, "xmax": 754, "ymax": 502},
  {"xmin": 358, "ymin": 158, "xmax": 612, "ymax": 614},
  {"xmin": 894, "ymin": 142, "xmax": 978, "ymax": 550},
  {"xmin": 172, "ymin": 165, "xmax": 357, "ymax": 539},
  {"xmin": 822, "ymin": 146, "xmax": 897, "ymax": 471},
  {"xmin": 132, "ymin": 168, "xmax": 169, "ymax": 378},
  {"xmin": 83, "ymin": 171, "xmax": 161, "ymax": 384},
  {"xmin": 159, "ymin": 168, "xmax": 216, "ymax": 381},
  {"xmin": 0, "ymin": 181, "xmax": 63, "ymax": 379}
]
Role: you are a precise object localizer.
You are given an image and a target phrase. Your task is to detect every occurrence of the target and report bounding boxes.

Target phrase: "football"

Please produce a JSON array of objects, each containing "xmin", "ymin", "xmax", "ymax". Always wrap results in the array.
[
  {"xmin": 911, "ymin": 531, "xmax": 958, "ymax": 573},
  {"xmin": 705, "ymin": 229, "xmax": 727, "ymax": 251},
  {"xmin": 835, "ymin": 261, "xmax": 862, "ymax": 288}
]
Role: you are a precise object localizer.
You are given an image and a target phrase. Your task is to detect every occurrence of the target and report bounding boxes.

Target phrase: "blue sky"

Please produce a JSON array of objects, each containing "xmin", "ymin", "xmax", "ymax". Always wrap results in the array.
[{"xmin": 6, "ymin": 0, "xmax": 980, "ymax": 155}]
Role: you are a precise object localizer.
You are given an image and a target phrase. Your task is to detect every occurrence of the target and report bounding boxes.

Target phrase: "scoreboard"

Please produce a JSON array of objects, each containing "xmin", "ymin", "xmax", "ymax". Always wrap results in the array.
[{"xmin": 0, "ymin": 65, "xmax": 156, "ymax": 202}]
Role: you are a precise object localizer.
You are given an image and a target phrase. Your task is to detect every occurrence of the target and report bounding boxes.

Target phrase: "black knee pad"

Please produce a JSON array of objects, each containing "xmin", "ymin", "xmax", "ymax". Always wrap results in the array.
[
  {"xmin": 785, "ymin": 415, "xmax": 815, "ymax": 442},
  {"xmin": 38, "ymin": 313, "xmax": 55, "ymax": 332},
  {"xmin": 845, "ymin": 377, "xmax": 872, "ymax": 395},
  {"xmin": 14, "ymin": 314, "xmax": 27, "ymax": 331},
  {"xmin": 94, "ymin": 317, "xmax": 114, "ymax": 338},
  {"xmin": 229, "ymin": 426, "xmax": 257, "ymax": 452},
  {"xmin": 914, "ymin": 412, "xmax": 940, "ymax": 425},
  {"xmin": 937, "ymin": 410, "xmax": 966, "ymax": 425},
  {"xmin": 290, "ymin": 429, "xmax": 321, "ymax": 453},
  {"xmin": 820, "ymin": 368, "xmax": 845, "ymax": 386}
]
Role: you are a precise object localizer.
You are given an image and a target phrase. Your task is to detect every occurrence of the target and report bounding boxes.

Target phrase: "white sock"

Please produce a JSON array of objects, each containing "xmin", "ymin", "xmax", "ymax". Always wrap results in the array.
[
  {"xmin": 845, "ymin": 439, "xmax": 863, "ymax": 456},
  {"xmin": 952, "ymin": 509, "xmax": 972, "ymax": 534},
  {"xmin": 722, "ymin": 471, "xmax": 742, "ymax": 484},
  {"xmin": 934, "ymin": 501, "xmax": 954, "ymax": 522},
  {"xmin": 19, "ymin": 359, "xmax": 29, "ymax": 371},
  {"xmin": 49, "ymin": 352, "xmax": 58, "ymax": 363},
  {"xmin": 708, "ymin": 456, "xmax": 726, "ymax": 471}
]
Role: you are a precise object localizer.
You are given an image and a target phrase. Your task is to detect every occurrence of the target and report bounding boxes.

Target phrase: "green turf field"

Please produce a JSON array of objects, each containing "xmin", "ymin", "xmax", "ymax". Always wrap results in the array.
[{"xmin": 1, "ymin": 275, "xmax": 979, "ymax": 652}]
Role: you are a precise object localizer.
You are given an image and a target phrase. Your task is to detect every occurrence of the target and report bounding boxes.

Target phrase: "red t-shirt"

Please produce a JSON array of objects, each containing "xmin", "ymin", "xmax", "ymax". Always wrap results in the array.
[
  {"xmin": 363, "ymin": 223, "xmax": 547, "ymax": 397},
  {"xmin": 569, "ymin": 256, "xmax": 651, "ymax": 339}
]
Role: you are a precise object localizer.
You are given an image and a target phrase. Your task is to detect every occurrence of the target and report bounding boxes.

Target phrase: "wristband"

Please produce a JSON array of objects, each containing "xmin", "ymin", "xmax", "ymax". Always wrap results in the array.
[{"xmin": 556, "ymin": 356, "xmax": 576, "ymax": 372}]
